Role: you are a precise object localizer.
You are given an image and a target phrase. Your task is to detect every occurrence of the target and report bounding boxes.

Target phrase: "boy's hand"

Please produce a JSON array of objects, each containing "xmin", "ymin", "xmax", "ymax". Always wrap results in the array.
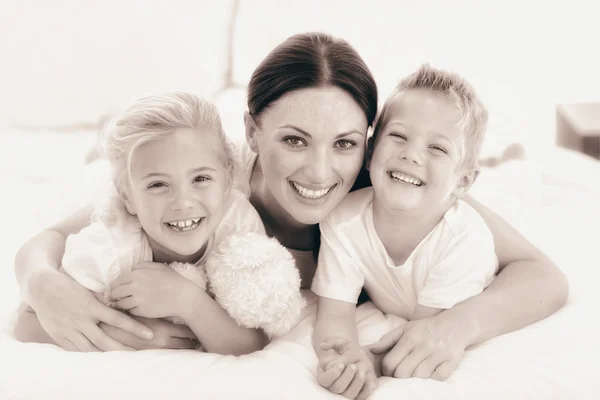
[
  {"xmin": 110, "ymin": 262, "xmax": 197, "ymax": 319},
  {"xmin": 370, "ymin": 316, "xmax": 468, "ymax": 380},
  {"xmin": 317, "ymin": 337, "xmax": 378, "ymax": 400}
]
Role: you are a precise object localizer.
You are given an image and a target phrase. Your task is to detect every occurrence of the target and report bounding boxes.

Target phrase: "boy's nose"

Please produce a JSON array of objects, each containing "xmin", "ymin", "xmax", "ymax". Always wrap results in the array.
[{"xmin": 401, "ymin": 143, "xmax": 424, "ymax": 166}]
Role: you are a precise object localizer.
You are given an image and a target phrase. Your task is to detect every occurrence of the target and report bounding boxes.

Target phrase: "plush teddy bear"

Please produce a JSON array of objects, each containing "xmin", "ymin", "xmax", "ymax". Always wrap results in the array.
[{"xmin": 169, "ymin": 232, "xmax": 306, "ymax": 338}]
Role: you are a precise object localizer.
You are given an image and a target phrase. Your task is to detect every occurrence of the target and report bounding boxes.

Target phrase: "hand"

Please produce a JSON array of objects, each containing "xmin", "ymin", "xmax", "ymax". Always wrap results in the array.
[
  {"xmin": 317, "ymin": 337, "xmax": 378, "ymax": 400},
  {"xmin": 111, "ymin": 262, "xmax": 197, "ymax": 319},
  {"xmin": 370, "ymin": 314, "xmax": 472, "ymax": 380},
  {"xmin": 99, "ymin": 316, "xmax": 199, "ymax": 350},
  {"xmin": 25, "ymin": 269, "xmax": 154, "ymax": 351}
]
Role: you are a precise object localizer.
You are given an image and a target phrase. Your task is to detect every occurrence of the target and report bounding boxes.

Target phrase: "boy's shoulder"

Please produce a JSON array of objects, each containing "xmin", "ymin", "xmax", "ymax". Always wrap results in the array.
[
  {"xmin": 324, "ymin": 187, "xmax": 374, "ymax": 226},
  {"xmin": 442, "ymin": 199, "xmax": 492, "ymax": 238}
]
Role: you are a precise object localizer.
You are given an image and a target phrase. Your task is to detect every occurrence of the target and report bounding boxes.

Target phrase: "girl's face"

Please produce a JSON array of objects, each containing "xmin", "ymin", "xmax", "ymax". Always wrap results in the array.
[
  {"xmin": 123, "ymin": 128, "xmax": 231, "ymax": 263},
  {"xmin": 247, "ymin": 87, "xmax": 368, "ymax": 225}
]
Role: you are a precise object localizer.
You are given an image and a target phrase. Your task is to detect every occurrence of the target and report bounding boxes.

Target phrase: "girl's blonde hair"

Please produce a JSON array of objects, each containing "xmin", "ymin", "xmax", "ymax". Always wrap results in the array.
[{"xmin": 94, "ymin": 92, "xmax": 235, "ymax": 226}]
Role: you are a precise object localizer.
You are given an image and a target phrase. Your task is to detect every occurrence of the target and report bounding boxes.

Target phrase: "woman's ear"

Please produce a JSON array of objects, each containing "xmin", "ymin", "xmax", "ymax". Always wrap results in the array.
[
  {"xmin": 244, "ymin": 111, "xmax": 259, "ymax": 153},
  {"xmin": 452, "ymin": 168, "xmax": 480, "ymax": 199}
]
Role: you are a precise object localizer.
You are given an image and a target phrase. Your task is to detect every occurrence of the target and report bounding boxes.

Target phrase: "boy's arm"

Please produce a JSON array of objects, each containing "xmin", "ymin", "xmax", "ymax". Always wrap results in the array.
[{"xmin": 313, "ymin": 297, "xmax": 359, "ymax": 359}]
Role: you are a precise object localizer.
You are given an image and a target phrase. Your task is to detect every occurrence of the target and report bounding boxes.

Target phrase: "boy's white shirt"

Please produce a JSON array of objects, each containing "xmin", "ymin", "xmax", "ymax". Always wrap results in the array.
[
  {"xmin": 61, "ymin": 190, "xmax": 266, "ymax": 296},
  {"xmin": 311, "ymin": 187, "xmax": 498, "ymax": 319}
]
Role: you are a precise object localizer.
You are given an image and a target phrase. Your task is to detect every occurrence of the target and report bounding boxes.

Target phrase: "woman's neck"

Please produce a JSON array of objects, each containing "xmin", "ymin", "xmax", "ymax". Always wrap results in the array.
[{"xmin": 249, "ymin": 156, "xmax": 318, "ymax": 251}]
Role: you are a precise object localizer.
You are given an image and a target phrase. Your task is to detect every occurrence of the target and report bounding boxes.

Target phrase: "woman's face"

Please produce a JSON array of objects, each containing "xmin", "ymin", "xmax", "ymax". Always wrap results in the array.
[{"xmin": 247, "ymin": 86, "xmax": 368, "ymax": 225}]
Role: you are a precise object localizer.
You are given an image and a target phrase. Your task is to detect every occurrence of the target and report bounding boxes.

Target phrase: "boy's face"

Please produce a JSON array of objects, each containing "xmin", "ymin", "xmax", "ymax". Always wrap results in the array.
[
  {"xmin": 122, "ymin": 128, "xmax": 231, "ymax": 263},
  {"xmin": 368, "ymin": 89, "xmax": 476, "ymax": 214}
]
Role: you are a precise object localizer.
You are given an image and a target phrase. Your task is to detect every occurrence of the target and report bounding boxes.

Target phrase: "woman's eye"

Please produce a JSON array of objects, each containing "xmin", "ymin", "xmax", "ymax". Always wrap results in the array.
[
  {"xmin": 148, "ymin": 182, "xmax": 167, "ymax": 189},
  {"xmin": 335, "ymin": 139, "xmax": 356, "ymax": 150},
  {"xmin": 430, "ymin": 145, "xmax": 448, "ymax": 154},
  {"xmin": 283, "ymin": 136, "xmax": 306, "ymax": 147},
  {"xmin": 194, "ymin": 175, "xmax": 211, "ymax": 183}
]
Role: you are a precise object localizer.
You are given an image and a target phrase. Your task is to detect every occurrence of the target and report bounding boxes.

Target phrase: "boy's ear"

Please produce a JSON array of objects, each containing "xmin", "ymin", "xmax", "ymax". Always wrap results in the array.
[
  {"xmin": 117, "ymin": 184, "xmax": 137, "ymax": 215},
  {"xmin": 244, "ymin": 111, "xmax": 259, "ymax": 154},
  {"xmin": 452, "ymin": 168, "xmax": 480, "ymax": 199},
  {"xmin": 365, "ymin": 136, "xmax": 375, "ymax": 171}
]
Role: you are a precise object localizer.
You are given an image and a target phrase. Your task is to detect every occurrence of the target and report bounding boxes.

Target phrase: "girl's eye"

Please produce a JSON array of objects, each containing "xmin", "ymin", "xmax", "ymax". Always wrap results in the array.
[
  {"xmin": 148, "ymin": 182, "xmax": 167, "ymax": 189},
  {"xmin": 194, "ymin": 175, "xmax": 211, "ymax": 183},
  {"xmin": 283, "ymin": 136, "xmax": 307, "ymax": 147},
  {"xmin": 335, "ymin": 139, "xmax": 357, "ymax": 150},
  {"xmin": 429, "ymin": 145, "xmax": 448, "ymax": 154}
]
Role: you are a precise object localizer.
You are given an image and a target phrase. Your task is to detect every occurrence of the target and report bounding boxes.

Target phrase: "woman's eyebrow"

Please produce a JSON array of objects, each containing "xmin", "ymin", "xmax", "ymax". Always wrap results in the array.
[{"xmin": 279, "ymin": 124, "xmax": 365, "ymax": 138}]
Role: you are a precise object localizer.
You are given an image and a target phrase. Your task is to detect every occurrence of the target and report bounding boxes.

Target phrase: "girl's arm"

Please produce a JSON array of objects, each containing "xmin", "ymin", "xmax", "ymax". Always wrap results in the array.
[{"xmin": 179, "ymin": 287, "xmax": 269, "ymax": 355}]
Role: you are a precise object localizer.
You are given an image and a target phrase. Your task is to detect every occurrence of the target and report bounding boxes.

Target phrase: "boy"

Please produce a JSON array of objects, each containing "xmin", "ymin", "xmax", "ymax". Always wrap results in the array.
[{"xmin": 312, "ymin": 64, "xmax": 498, "ymax": 398}]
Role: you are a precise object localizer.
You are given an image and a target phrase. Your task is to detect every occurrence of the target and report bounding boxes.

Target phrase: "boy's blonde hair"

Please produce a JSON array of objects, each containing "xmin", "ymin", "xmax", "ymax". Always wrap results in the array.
[
  {"xmin": 96, "ymin": 92, "xmax": 235, "ymax": 225},
  {"xmin": 369, "ymin": 64, "xmax": 488, "ymax": 171}
]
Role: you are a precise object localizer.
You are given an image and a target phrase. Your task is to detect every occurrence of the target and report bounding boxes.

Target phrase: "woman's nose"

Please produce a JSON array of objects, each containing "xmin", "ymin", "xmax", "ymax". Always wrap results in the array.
[{"xmin": 306, "ymin": 147, "xmax": 332, "ymax": 182}]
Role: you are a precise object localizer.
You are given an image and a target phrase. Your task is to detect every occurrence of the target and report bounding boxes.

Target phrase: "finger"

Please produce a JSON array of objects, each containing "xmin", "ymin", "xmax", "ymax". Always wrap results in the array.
[
  {"xmin": 320, "ymin": 336, "xmax": 350, "ymax": 353},
  {"xmin": 55, "ymin": 336, "xmax": 78, "ymax": 351},
  {"xmin": 69, "ymin": 332, "xmax": 101, "ymax": 352},
  {"xmin": 393, "ymin": 347, "xmax": 430, "ymax": 379},
  {"xmin": 111, "ymin": 273, "xmax": 134, "ymax": 288},
  {"xmin": 93, "ymin": 303, "xmax": 153, "ymax": 340},
  {"xmin": 381, "ymin": 334, "xmax": 413, "ymax": 376},
  {"xmin": 110, "ymin": 283, "xmax": 134, "ymax": 300},
  {"xmin": 356, "ymin": 376, "xmax": 378, "ymax": 400},
  {"xmin": 166, "ymin": 337, "xmax": 199, "ymax": 350},
  {"xmin": 329, "ymin": 364, "xmax": 357, "ymax": 395},
  {"xmin": 431, "ymin": 359, "xmax": 460, "ymax": 381},
  {"xmin": 342, "ymin": 367, "xmax": 366, "ymax": 399},
  {"xmin": 113, "ymin": 296, "xmax": 136, "ymax": 311},
  {"xmin": 85, "ymin": 323, "xmax": 135, "ymax": 352},
  {"xmin": 325, "ymin": 352, "xmax": 363, "ymax": 371},
  {"xmin": 370, "ymin": 326, "xmax": 405, "ymax": 354},
  {"xmin": 162, "ymin": 321, "xmax": 197, "ymax": 339},
  {"xmin": 413, "ymin": 354, "xmax": 447, "ymax": 380},
  {"xmin": 317, "ymin": 363, "xmax": 345, "ymax": 387}
]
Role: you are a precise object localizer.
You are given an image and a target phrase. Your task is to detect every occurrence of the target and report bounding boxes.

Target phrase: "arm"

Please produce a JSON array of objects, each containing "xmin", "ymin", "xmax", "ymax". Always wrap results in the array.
[
  {"xmin": 313, "ymin": 297, "xmax": 359, "ymax": 359},
  {"xmin": 180, "ymin": 287, "xmax": 268, "ymax": 355},
  {"xmin": 458, "ymin": 194, "xmax": 569, "ymax": 344},
  {"xmin": 13, "ymin": 205, "xmax": 154, "ymax": 351}
]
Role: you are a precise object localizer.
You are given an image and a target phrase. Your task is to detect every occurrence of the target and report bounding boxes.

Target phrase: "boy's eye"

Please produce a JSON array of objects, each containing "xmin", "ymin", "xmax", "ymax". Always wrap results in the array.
[
  {"xmin": 283, "ymin": 136, "xmax": 307, "ymax": 147},
  {"xmin": 390, "ymin": 132, "xmax": 407, "ymax": 141},
  {"xmin": 194, "ymin": 175, "xmax": 211, "ymax": 183},
  {"xmin": 147, "ymin": 181, "xmax": 167, "ymax": 189},
  {"xmin": 335, "ymin": 139, "xmax": 357, "ymax": 150},
  {"xmin": 429, "ymin": 145, "xmax": 448, "ymax": 154}
]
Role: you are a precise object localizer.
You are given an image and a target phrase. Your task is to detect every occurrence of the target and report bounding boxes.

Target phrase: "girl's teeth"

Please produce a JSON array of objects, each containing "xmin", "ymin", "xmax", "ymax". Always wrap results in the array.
[
  {"xmin": 292, "ymin": 182, "xmax": 332, "ymax": 199},
  {"xmin": 167, "ymin": 218, "xmax": 200, "ymax": 231}
]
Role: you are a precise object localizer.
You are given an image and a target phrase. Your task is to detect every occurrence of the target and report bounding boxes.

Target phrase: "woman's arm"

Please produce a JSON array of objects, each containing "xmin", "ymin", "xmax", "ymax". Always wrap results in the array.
[
  {"xmin": 460, "ymin": 194, "xmax": 569, "ymax": 343},
  {"xmin": 370, "ymin": 195, "xmax": 569, "ymax": 380},
  {"xmin": 13, "ymin": 205, "xmax": 155, "ymax": 351}
]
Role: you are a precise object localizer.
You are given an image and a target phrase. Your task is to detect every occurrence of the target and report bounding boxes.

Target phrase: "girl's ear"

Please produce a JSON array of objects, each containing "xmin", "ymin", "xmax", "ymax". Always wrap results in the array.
[
  {"xmin": 117, "ymin": 184, "xmax": 136, "ymax": 215},
  {"xmin": 244, "ymin": 111, "xmax": 259, "ymax": 153},
  {"xmin": 452, "ymin": 168, "xmax": 480, "ymax": 199}
]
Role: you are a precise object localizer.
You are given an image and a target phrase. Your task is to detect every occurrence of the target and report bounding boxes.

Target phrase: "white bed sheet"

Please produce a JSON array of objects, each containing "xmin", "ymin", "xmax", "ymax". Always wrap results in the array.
[{"xmin": 1, "ymin": 146, "xmax": 599, "ymax": 400}]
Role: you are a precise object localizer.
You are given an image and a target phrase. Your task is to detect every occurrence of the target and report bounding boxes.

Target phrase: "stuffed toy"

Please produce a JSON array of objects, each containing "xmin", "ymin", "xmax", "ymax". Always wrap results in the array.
[{"xmin": 169, "ymin": 232, "xmax": 306, "ymax": 338}]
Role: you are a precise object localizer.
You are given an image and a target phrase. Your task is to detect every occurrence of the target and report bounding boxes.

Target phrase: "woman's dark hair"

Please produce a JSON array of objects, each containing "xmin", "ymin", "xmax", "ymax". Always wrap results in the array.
[{"xmin": 247, "ymin": 32, "xmax": 378, "ymax": 128}]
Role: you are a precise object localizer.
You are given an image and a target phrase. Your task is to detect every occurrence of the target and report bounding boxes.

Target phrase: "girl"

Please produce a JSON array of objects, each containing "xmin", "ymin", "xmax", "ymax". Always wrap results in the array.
[{"xmin": 15, "ymin": 92, "xmax": 269, "ymax": 355}]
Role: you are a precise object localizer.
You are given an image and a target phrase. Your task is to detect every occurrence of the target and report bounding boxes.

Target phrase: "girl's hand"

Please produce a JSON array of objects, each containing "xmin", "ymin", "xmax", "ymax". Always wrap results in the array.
[
  {"xmin": 99, "ymin": 316, "xmax": 199, "ymax": 350},
  {"xmin": 110, "ymin": 262, "xmax": 196, "ymax": 319},
  {"xmin": 370, "ymin": 313, "xmax": 474, "ymax": 380},
  {"xmin": 25, "ymin": 270, "xmax": 154, "ymax": 351}
]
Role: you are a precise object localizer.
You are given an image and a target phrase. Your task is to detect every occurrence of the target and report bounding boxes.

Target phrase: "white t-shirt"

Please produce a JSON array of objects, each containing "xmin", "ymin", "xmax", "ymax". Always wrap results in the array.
[
  {"xmin": 62, "ymin": 190, "xmax": 265, "ymax": 297},
  {"xmin": 311, "ymin": 187, "xmax": 498, "ymax": 319}
]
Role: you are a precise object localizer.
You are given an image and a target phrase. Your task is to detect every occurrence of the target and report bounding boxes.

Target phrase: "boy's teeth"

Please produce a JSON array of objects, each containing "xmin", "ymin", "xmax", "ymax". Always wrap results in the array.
[
  {"xmin": 390, "ymin": 172, "xmax": 422, "ymax": 186},
  {"xmin": 292, "ymin": 182, "xmax": 332, "ymax": 199}
]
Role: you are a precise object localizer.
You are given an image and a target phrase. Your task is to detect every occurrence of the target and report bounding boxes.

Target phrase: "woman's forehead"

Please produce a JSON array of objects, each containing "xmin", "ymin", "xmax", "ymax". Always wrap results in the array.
[{"xmin": 260, "ymin": 86, "xmax": 368, "ymax": 135}]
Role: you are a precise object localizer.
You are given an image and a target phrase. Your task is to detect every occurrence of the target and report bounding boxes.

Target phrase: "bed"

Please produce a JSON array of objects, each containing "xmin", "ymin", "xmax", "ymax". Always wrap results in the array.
[{"xmin": 1, "ymin": 136, "xmax": 599, "ymax": 399}]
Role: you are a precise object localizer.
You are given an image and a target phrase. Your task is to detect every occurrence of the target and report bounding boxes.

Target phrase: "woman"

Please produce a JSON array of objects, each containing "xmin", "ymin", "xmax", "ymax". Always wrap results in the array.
[{"xmin": 14, "ymin": 31, "xmax": 567, "ymax": 384}]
